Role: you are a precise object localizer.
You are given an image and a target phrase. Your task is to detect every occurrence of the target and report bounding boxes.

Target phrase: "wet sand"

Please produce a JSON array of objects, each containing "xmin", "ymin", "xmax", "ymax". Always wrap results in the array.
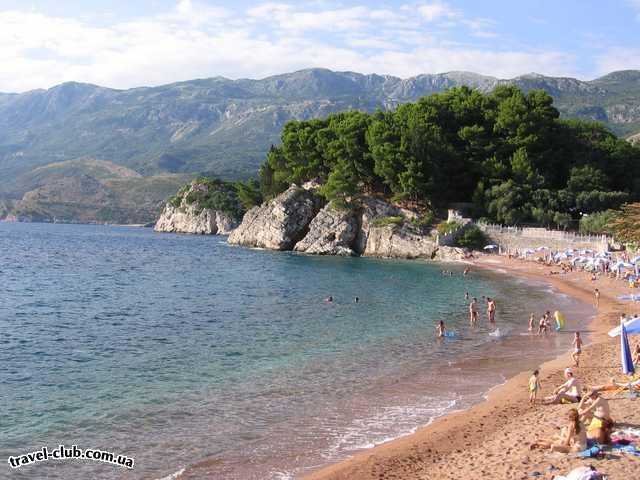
[{"xmin": 304, "ymin": 255, "xmax": 640, "ymax": 480}]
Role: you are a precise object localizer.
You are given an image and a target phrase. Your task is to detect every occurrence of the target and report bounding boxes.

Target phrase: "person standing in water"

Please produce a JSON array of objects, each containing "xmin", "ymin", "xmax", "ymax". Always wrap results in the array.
[
  {"xmin": 594, "ymin": 288, "xmax": 600, "ymax": 308},
  {"xmin": 528, "ymin": 313, "xmax": 535, "ymax": 332},
  {"xmin": 436, "ymin": 320, "xmax": 446, "ymax": 338},
  {"xmin": 487, "ymin": 298, "xmax": 496, "ymax": 323},
  {"xmin": 469, "ymin": 298, "xmax": 478, "ymax": 325},
  {"xmin": 572, "ymin": 332, "xmax": 583, "ymax": 366},
  {"xmin": 538, "ymin": 313, "xmax": 548, "ymax": 335}
]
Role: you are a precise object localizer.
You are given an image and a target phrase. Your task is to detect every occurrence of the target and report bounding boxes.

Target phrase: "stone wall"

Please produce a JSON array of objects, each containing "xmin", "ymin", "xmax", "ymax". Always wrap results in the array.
[{"xmin": 478, "ymin": 223, "xmax": 611, "ymax": 253}]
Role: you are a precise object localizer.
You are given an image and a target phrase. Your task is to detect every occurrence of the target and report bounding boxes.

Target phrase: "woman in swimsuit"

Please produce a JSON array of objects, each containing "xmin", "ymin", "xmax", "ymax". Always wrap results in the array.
[{"xmin": 530, "ymin": 408, "xmax": 587, "ymax": 453}]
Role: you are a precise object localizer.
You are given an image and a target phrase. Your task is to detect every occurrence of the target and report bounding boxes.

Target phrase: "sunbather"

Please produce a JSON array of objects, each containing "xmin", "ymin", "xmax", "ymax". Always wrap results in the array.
[
  {"xmin": 543, "ymin": 368, "xmax": 582, "ymax": 404},
  {"xmin": 530, "ymin": 408, "xmax": 587, "ymax": 453}
]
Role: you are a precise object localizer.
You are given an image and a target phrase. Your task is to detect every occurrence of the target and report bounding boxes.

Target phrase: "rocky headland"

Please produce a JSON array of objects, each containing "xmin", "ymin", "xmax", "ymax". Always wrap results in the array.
[
  {"xmin": 154, "ymin": 180, "xmax": 240, "ymax": 235},
  {"xmin": 226, "ymin": 184, "xmax": 467, "ymax": 261}
]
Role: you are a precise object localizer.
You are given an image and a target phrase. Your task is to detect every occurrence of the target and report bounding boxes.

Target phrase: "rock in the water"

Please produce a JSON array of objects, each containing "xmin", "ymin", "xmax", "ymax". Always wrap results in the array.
[
  {"xmin": 432, "ymin": 245, "xmax": 469, "ymax": 262},
  {"xmin": 228, "ymin": 185, "xmax": 325, "ymax": 250},
  {"xmin": 294, "ymin": 203, "xmax": 358, "ymax": 256},
  {"xmin": 154, "ymin": 180, "xmax": 240, "ymax": 234},
  {"xmin": 154, "ymin": 204, "xmax": 237, "ymax": 234},
  {"xmin": 363, "ymin": 223, "xmax": 437, "ymax": 259}
]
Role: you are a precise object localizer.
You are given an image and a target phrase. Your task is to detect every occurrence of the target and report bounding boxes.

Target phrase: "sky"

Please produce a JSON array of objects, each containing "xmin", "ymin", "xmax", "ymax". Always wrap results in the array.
[{"xmin": 1, "ymin": 0, "xmax": 639, "ymax": 92}]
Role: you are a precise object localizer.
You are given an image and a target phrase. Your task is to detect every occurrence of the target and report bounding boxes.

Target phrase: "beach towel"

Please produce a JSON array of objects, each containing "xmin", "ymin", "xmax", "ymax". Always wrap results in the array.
[
  {"xmin": 552, "ymin": 466, "xmax": 604, "ymax": 480},
  {"xmin": 575, "ymin": 445, "xmax": 601, "ymax": 458}
]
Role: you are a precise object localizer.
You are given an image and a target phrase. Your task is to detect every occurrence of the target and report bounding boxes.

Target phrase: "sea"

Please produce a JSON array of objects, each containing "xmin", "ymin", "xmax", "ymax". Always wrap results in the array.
[{"xmin": 0, "ymin": 223, "xmax": 594, "ymax": 480}]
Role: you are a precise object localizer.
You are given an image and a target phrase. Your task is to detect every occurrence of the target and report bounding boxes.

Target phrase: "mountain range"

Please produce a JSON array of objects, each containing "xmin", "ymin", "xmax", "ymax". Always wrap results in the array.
[{"xmin": 1, "ymin": 68, "xmax": 639, "ymax": 223}]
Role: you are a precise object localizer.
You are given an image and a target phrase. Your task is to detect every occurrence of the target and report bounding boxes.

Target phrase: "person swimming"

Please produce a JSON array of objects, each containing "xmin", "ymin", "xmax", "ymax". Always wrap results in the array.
[{"xmin": 325, "ymin": 296, "xmax": 333, "ymax": 303}]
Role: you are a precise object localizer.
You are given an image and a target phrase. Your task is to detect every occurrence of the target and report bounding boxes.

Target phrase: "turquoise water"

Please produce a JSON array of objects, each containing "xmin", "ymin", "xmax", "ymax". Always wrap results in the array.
[{"xmin": 0, "ymin": 223, "xmax": 593, "ymax": 480}]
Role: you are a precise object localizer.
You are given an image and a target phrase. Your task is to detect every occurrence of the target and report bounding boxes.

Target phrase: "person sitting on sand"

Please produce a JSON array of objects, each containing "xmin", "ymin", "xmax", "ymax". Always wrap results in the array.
[
  {"xmin": 528, "ymin": 369, "xmax": 541, "ymax": 404},
  {"xmin": 543, "ymin": 368, "xmax": 582, "ymax": 404},
  {"xmin": 578, "ymin": 389, "xmax": 611, "ymax": 423},
  {"xmin": 634, "ymin": 343, "xmax": 640, "ymax": 366},
  {"xmin": 528, "ymin": 313, "xmax": 535, "ymax": 332},
  {"xmin": 469, "ymin": 298, "xmax": 478, "ymax": 325},
  {"xmin": 530, "ymin": 408, "xmax": 587, "ymax": 453},
  {"xmin": 572, "ymin": 332, "xmax": 583, "ymax": 367},
  {"xmin": 436, "ymin": 320, "xmax": 446, "ymax": 338},
  {"xmin": 586, "ymin": 406, "xmax": 613, "ymax": 445}
]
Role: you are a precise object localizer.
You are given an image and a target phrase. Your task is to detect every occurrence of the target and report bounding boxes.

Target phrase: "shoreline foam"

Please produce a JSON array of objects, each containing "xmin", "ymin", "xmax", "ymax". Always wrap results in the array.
[{"xmin": 302, "ymin": 255, "xmax": 640, "ymax": 480}]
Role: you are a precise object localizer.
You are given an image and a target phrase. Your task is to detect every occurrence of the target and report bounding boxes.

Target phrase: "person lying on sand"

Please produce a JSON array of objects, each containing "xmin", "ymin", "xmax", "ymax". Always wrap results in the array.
[
  {"xmin": 543, "ymin": 368, "xmax": 582, "ymax": 404},
  {"xmin": 530, "ymin": 408, "xmax": 587, "ymax": 453},
  {"xmin": 590, "ymin": 376, "xmax": 640, "ymax": 392}
]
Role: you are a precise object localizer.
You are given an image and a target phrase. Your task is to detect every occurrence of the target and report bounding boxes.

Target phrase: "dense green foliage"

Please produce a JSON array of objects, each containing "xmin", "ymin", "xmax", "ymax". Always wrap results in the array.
[
  {"xmin": 455, "ymin": 225, "xmax": 487, "ymax": 249},
  {"xmin": 176, "ymin": 177, "xmax": 245, "ymax": 220},
  {"xmin": 579, "ymin": 210, "xmax": 616, "ymax": 235},
  {"xmin": 259, "ymin": 86, "xmax": 640, "ymax": 227},
  {"xmin": 436, "ymin": 220, "xmax": 463, "ymax": 235}
]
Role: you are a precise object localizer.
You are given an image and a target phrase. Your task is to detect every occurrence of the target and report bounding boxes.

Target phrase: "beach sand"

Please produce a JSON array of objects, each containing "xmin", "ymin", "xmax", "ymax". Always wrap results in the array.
[{"xmin": 304, "ymin": 256, "xmax": 640, "ymax": 480}]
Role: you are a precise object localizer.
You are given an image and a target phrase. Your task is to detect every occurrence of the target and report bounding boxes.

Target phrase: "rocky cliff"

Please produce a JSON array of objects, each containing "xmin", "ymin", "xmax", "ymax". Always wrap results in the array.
[
  {"xmin": 154, "ymin": 203, "xmax": 236, "ymax": 234},
  {"xmin": 228, "ymin": 185, "xmax": 325, "ymax": 250},
  {"xmin": 154, "ymin": 180, "xmax": 240, "ymax": 234},
  {"xmin": 228, "ymin": 186, "xmax": 449, "ymax": 260}
]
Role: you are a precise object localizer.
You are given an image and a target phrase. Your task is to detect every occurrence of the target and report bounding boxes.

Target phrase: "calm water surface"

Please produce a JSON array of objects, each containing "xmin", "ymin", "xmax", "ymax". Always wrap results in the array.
[{"xmin": 0, "ymin": 223, "xmax": 593, "ymax": 480}]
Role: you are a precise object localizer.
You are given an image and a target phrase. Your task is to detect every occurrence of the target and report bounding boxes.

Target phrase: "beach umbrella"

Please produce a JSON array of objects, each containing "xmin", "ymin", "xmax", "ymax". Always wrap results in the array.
[
  {"xmin": 621, "ymin": 322, "xmax": 635, "ymax": 375},
  {"xmin": 580, "ymin": 249, "xmax": 593, "ymax": 255},
  {"xmin": 631, "ymin": 255, "xmax": 640, "ymax": 264},
  {"xmin": 524, "ymin": 248, "xmax": 535, "ymax": 255},
  {"xmin": 608, "ymin": 316, "xmax": 640, "ymax": 336},
  {"xmin": 483, "ymin": 244, "xmax": 497, "ymax": 250},
  {"xmin": 535, "ymin": 246, "xmax": 548, "ymax": 251}
]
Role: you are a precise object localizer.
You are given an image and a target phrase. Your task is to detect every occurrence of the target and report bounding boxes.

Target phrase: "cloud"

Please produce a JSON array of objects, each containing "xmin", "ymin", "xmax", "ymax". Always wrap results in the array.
[
  {"xmin": 0, "ymin": 1, "xmax": 584, "ymax": 92},
  {"xmin": 417, "ymin": 2, "xmax": 459, "ymax": 22},
  {"xmin": 594, "ymin": 47, "xmax": 640, "ymax": 75}
]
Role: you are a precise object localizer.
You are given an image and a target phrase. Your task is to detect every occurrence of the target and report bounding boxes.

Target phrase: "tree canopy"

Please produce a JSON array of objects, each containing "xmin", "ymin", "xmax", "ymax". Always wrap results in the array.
[{"xmin": 257, "ymin": 86, "xmax": 640, "ymax": 227}]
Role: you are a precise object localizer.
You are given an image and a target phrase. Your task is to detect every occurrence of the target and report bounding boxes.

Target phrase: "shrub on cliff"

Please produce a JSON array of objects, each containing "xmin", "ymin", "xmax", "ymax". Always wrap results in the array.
[
  {"xmin": 174, "ymin": 177, "xmax": 244, "ymax": 220},
  {"xmin": 455, "ymin": 225, "xmax": 487, "ymax": 250}
]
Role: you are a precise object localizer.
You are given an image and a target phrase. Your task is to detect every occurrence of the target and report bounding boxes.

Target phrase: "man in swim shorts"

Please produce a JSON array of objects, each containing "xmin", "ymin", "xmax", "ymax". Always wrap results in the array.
[{"xmin": 543, "ymin": 368, "xmax": 582, "ymax": 404}]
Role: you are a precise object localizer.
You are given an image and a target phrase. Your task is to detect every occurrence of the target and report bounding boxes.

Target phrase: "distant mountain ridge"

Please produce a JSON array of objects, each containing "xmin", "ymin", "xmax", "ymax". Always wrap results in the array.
[{"xmin": 1, "ymin": 68, "xmax": 639, "ymax": 223}]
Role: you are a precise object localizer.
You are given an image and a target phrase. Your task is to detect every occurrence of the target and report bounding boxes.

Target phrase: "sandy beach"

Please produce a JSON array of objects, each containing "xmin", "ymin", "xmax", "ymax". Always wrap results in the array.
[{"xmin": 304, "ymin": 255, "xmax": 640, "ymax": 480}]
